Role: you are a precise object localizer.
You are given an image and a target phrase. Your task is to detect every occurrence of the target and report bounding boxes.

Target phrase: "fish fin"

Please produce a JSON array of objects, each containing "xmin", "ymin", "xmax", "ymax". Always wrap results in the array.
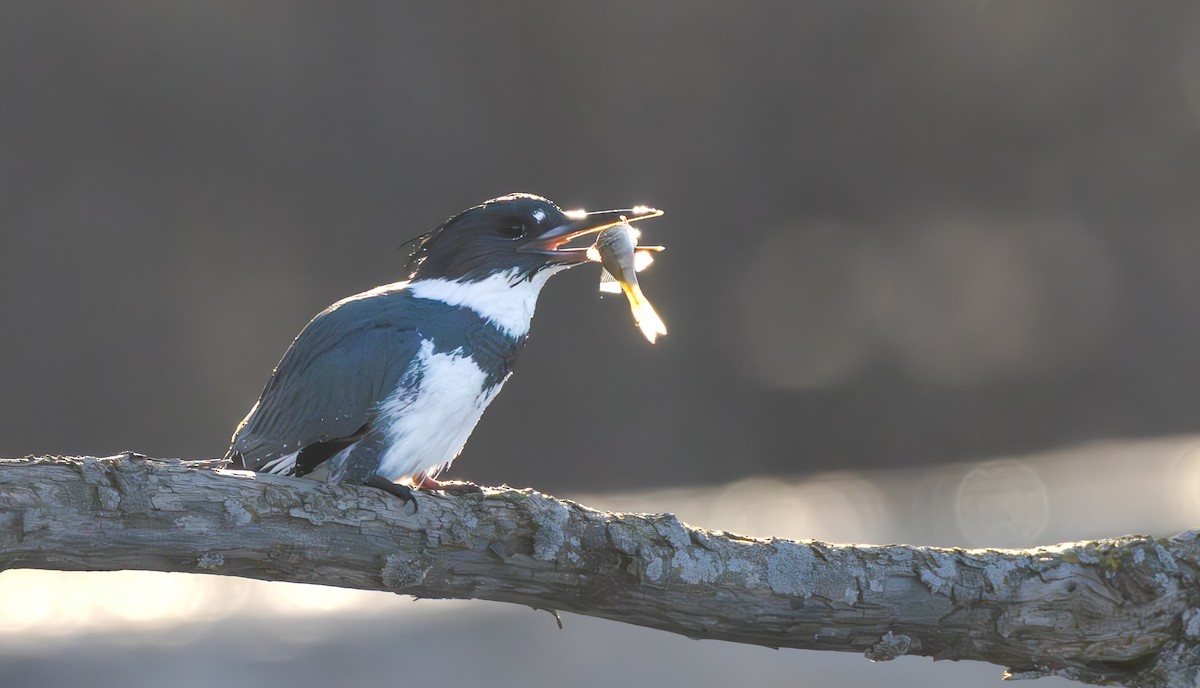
[
  {"xmin": 633, "ymin": 251, "xmax": 656, "ymax": 272},
  {"xmin": 598, "ymin": 269, "xmax": 623, "ymax": 294}
]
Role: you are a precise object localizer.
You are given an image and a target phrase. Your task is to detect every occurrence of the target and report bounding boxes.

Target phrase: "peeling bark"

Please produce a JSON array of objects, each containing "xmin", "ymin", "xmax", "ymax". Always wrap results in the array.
[{"xmin": 1, "ymin": 455, "xmax": 1198, "ymax": 687}]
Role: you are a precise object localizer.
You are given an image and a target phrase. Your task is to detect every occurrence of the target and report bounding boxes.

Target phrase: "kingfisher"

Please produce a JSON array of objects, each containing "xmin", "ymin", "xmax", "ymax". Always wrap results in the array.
[{"xmin": 224, "ymin": 193, "xmax": 662, "ymax": 504}]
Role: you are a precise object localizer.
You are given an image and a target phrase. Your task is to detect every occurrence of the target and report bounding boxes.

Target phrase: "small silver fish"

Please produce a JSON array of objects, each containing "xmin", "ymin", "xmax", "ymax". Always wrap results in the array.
[{"xmin": 587, "ymin": 223, "xmax": 667, "ymax": 343}]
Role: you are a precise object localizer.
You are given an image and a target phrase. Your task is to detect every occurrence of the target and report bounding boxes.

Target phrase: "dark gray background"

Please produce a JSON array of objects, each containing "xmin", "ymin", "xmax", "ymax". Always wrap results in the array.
[
  {"xmin": 3, "ymin": 1, "xmax": 1199, "ymax": 495},
  {"xmin": 3, "ymin": 3, "xmax": 1196, "ymax": 686}
]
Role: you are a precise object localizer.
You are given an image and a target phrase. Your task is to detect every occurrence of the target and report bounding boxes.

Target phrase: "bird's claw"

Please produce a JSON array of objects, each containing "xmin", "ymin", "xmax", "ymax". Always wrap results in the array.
[{"xmin": 365, "ymin": 475, "xmax": 419, "ymax": 511}]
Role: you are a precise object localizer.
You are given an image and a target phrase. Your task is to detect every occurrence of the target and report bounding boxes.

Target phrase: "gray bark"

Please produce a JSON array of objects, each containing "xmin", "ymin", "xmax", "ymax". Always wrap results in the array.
[{"xmin": 1, "ymin": 454, "xmax": 1198, "ymax": 687}]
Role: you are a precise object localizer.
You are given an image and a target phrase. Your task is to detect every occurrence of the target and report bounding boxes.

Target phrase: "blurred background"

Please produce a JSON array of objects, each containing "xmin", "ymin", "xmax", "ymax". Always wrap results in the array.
[{"xmin": 3, "ymin": 1, "xmax": 1200, "ymax": 686}]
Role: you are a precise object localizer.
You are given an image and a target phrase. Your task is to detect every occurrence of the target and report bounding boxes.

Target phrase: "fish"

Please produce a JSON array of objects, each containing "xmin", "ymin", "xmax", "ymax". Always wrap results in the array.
[{"xmin": 586, "ymin": 223, "xmax": 667, "ymax": 343}]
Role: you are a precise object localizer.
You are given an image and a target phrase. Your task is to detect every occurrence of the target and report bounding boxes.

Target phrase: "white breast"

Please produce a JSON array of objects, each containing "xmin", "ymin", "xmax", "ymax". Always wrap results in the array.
[
  {"xmin": 374, "ymin": 340, "xmax": 508, "ymax": 482},
  {"xmin": 408, "ymin": 266, "xmax": 567, "ymax": 338}
]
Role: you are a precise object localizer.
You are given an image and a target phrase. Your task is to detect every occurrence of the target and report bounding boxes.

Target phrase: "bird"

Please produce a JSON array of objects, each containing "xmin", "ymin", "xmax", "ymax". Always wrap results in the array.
[{"xmin": 223, "ymin": 193, "xmax": 662, "ymax": 505}]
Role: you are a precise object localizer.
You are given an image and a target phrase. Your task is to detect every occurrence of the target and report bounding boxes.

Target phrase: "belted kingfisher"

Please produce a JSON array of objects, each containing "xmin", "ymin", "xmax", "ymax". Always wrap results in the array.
[{"xmin": 224, "ymin": 193, "xmax": 661, "ymax": 503}]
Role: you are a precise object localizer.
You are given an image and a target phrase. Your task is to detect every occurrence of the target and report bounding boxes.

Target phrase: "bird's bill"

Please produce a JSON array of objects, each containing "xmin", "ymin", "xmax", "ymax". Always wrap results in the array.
[{"xmin": 523, "ymin": 205, "xmax": 663, "ymax": 263}]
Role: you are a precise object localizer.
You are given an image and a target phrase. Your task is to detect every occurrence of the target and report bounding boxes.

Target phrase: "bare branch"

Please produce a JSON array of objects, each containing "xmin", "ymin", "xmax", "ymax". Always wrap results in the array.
[{"xmin": 1, "ymin": 455, "xmax": 1198, "ymax": 687}]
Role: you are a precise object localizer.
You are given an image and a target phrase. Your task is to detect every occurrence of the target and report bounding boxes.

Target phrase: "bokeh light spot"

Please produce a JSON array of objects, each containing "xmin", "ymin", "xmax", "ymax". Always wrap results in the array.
[
  {"xmin": 857, "ymin": 214, "xmax": 1113, "ymax": 384},
  {"xmin": 954, "ymin": 459, "xmax": 1049, "ymax": 547}
]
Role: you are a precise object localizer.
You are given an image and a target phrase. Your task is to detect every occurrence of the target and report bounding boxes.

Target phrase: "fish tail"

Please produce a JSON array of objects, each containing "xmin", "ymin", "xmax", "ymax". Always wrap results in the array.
[{"xmin": 626, "ymin": 283, "xmax": 668, "ymax": 343}]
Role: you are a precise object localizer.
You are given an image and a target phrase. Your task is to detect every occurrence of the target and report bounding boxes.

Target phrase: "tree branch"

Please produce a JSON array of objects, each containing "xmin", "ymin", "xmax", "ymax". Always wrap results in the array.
[{"xmin": 1, "ymin": 455, "xmax": 1198, "ymax": 687}]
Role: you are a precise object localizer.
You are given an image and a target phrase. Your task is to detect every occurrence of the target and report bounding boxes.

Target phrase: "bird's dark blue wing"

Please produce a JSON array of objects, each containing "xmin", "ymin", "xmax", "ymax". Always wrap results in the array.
[{"xmin": 228, "ymin": 288, "xmax": 423, "ymax": 472}]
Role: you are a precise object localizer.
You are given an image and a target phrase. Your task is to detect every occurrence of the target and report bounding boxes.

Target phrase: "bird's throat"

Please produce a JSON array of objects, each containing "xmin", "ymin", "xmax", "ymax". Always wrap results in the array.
[{"xmin": 408, "ymin": 267, "xmax": 568, "ymax": 339}]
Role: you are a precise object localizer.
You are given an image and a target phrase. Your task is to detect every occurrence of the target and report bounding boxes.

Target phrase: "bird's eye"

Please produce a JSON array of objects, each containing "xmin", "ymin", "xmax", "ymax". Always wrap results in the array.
[{"xmin": 498, "ymin": 224, "xmax": 525, "ymax": 240}]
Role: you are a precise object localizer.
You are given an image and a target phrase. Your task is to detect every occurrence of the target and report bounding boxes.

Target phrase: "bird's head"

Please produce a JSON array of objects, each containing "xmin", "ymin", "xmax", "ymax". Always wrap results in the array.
[{"xmin": 406, "ymin": 193, "xmax": 661, "ymax": 283}]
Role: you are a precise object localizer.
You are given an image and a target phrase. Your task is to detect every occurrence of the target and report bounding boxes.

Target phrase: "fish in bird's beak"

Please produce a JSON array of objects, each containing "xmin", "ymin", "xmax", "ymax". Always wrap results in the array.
[
  {"xmin": 587, "ymin": 223, "xmax": 668, "ymax": 344},
  {"xmin": 523, "ymin": 205, "xmax": 663, "ymax": 263}
]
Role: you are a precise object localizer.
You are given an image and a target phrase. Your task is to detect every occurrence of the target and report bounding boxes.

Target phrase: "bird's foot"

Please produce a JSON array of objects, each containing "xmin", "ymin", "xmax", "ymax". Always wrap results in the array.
[
  {"xmin": 416, "ymin": 475, "xmax": 482, "ymax": 495},
  {"xmin": 365, "ymin": 475, "xmax": 418, "ymax": 510}
]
